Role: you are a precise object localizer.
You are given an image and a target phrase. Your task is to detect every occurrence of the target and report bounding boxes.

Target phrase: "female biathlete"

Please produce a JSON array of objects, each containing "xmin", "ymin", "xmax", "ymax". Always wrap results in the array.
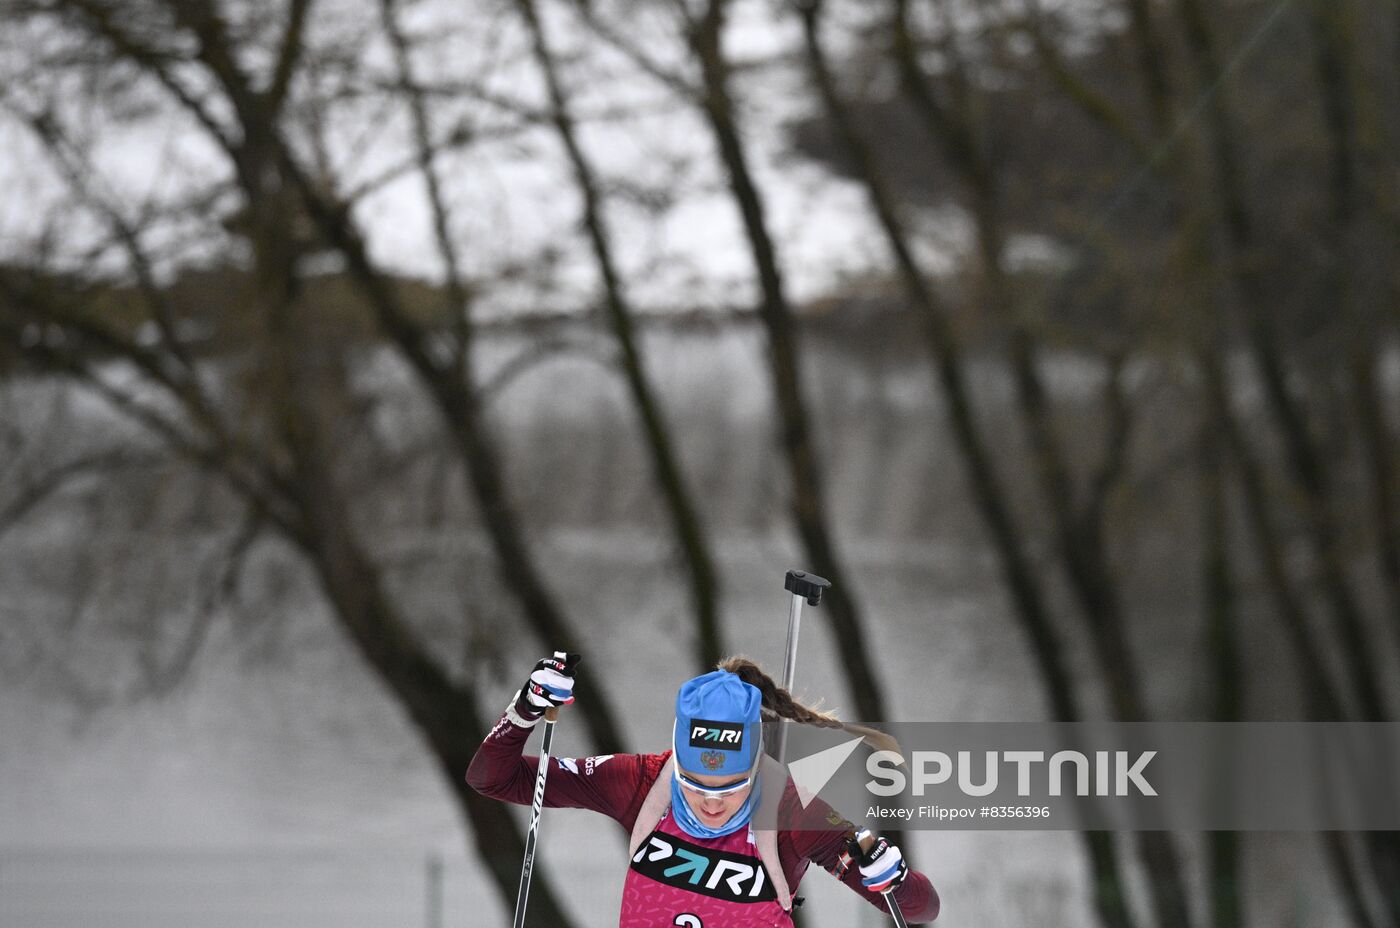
[{"xmin": 468, "ymin": 653, "xmax": 940, "ymax": 926}]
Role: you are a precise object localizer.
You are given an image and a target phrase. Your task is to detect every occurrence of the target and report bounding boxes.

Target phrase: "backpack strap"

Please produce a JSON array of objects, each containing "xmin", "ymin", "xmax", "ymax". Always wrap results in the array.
[
  {"xmin": 754, "ymin": 828, "xmax": 791, "ymax": 911},
  {"xmin": 628, "ymin": 756, "xmax": 675, "ymax": 859},
  {"xmin": 753, "ymin": 755, "xmax": 793, "ymax": 911}
]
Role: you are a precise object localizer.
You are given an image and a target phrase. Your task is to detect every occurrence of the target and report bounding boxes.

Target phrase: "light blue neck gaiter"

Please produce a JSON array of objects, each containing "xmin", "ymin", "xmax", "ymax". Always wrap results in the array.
[{"xmin": 670, "ymin": 775, "xmax": 761, "ymax": 840}]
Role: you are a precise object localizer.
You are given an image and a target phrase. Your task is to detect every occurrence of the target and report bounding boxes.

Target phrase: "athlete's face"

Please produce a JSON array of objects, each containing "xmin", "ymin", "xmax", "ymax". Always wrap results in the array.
[{"xmin": 677, "ymin": 769, "xmax": 754, "ymax": 827}]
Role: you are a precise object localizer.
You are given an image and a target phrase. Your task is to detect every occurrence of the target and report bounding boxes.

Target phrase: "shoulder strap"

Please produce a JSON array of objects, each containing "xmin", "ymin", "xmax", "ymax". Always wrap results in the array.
[
  {"xmin": 753, "ymin": 755, "xmax": 793, "ymax": 911},
  {"xmin": 628, "ymin": 756, "xmax": 674, "ymax": 859}
]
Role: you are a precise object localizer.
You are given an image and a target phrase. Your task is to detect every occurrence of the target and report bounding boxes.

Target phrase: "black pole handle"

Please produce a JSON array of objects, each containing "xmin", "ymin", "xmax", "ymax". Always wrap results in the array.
[{"xmin": 784, "ymin": 569, "xmax": 831, "ymax": 606}]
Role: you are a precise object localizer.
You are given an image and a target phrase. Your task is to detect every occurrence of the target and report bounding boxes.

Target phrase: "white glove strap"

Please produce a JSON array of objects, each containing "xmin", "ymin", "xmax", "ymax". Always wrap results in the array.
[{"xmin": 505, "ymin": 689, "xmax": 541, "ymax": 729}]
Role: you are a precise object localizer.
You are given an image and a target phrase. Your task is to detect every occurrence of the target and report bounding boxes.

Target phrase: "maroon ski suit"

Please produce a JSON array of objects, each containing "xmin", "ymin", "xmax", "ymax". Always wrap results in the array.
[{"xmin": 468, "ymin": 711, "xmax": 939, "ymax": 925}]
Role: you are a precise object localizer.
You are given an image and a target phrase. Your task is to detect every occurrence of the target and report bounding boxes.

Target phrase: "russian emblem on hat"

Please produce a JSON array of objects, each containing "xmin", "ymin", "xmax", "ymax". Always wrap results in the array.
[{"xmin": 700, "ymin": 750, "xmax": 726, "ymax": 771}]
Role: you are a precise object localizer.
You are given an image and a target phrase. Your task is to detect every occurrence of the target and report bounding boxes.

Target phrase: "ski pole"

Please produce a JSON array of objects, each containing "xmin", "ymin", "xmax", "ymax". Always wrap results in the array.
[
  {"xmin": 776, "ymin": 569, "xmax": 830, "ymax": 764},
  {"xmin": 854, "ymin": 827, "xmax": 910, "ymax": 928},
  {"xmin": 512, "ymin": 651, "xmax": 578, "ymax": 928}
]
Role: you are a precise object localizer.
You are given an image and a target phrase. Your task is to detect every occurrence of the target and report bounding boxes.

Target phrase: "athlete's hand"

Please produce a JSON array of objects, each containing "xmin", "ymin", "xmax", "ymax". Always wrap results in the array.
[
  {"xmin": 845, "ymin": 828, "xmax": 908, "ymax": 894},
  {"xmin": 512, "ymin": 652, "xmax": 581, "ymax": 723}
]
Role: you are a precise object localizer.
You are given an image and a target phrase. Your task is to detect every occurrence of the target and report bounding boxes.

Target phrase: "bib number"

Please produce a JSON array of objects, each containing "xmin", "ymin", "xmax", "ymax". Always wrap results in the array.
[{"xmin": 674, "ymin": 916, "xmax": 702, "ymax": 928}]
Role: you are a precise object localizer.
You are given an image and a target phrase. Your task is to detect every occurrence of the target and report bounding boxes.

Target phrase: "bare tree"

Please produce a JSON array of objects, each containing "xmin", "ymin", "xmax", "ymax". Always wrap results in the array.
[
  {"xmin": 0, "ymin": 1, "xmax": 616, "ymax": 921},
  {"xmin": 511, "ymin": 0, "xmax": 727, "ymax": 672},
  {"xmin": 793, "ymin": 2, "xmax": 1136, "ymax": 925},
  {"xmin": 884, "ymin": 4, "xmax": 1194, "ymax": 926}
]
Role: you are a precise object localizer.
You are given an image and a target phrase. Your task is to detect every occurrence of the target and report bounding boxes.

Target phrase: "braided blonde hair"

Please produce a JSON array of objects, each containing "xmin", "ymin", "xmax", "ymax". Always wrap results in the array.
[{"xmin": 718, "ymin": 655, "xmax": 903, "ymax": 759}]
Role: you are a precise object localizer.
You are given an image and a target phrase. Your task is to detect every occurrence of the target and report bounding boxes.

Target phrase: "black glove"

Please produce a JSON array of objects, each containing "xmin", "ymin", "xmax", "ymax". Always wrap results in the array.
[{"xmin": 510, "ymin": 651, "xmax": 581, "ymax": 724}]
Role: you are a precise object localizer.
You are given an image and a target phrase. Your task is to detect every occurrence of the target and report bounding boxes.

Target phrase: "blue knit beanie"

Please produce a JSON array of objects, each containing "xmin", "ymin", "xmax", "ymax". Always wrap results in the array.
[{"xmin": 672, "ymin": 670, "xmax": 763, "ymax": 778}]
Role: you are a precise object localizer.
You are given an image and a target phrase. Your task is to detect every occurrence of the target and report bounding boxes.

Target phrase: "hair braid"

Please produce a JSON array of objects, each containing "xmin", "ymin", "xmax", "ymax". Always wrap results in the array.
[{"xmin": 718, "ymin": 655, "xmax": 903, "ymax": 758}]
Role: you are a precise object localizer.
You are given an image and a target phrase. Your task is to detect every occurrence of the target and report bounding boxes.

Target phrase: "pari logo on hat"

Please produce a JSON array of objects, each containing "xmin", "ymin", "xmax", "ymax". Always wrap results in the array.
[{"xmin": 689, "ymin": 719, "xmax": 745, "ymax": 751}]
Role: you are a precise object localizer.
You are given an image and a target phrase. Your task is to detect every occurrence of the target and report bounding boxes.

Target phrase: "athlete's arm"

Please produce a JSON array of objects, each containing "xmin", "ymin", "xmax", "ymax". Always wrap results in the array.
[
  {"xmin": 466, "ymin": 708, "xmax": 654, "ymax": 824},
  {"xmin": 784, "ymin": 791, "xmax": 940, "ymax": 923},
  {"xmin": 466, "ymin": 656, "xmax": 662, "ymax": 825}
]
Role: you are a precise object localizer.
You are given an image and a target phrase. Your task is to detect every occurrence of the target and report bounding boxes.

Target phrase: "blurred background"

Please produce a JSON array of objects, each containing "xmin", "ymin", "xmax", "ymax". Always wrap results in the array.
[{"xmin": 1, "ymin": 0, "xmax": 1398, "ymax": 926}]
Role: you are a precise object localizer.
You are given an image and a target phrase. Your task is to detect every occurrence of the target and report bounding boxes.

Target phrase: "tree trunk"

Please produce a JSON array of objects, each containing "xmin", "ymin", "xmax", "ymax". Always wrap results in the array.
[
  {"xmin": 801, "ymin": 3, "xmax": 1136, "ymax": 925},
  {"xmin": 279, "ymin": 146, "xmax": 630, "ymax": 756},
  {"xmin": 1304, "ymin": 3, "xmax": 1400, "ymax": 921},
  {"xmin": 686, "ymin": 0, "xmax": 890, "ymax": 724},
  {"xmin": 1200, "ymin": 402, "xmax": 1242, "ymax": 928},
  {"xmin": 515, "ymin": 0, "xmax": 726, "ymax": 673},
  {"xmin": 1175, "ymin": 0, "xmax": 1388, "ymax": 727},
  {"xmin": 899, "ymin": 3, "xmax": 1192, "ymax": 924},
  {"xmin": 1204, "ymin": 349, "xmax": 1382, "ymax": 928},
  {"xmin": 1351, "ymin": 349, "xmax": 1400, "ymax": 636},
  {"xmin": 293, "ymin": 463, "xmax": 577, "ymax": 928}
]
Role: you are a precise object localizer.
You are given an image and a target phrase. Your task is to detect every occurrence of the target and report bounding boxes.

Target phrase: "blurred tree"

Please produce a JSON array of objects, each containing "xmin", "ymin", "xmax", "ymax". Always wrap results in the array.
[
  {"xmin": 0, "ymin": 0, "xmax": 605, "ymax": 922},
  {"xmin": 5, "ymin": 0, "xmax": 1400, "ymax": 926},
  {"xmin": 560, "ymin": 0, "xmax": 900, "ymax": 724},
  {"xmin": 683, "ymin": 0, "xmax": 893, "ymax": 725},
  {"xmin": 785, "ymin": 0, "xmax": 1400, "ymax": 925},
  {"xmin": 794, "ymin": 2, "xmax": 1135, "ymax": 925},
  {"xmin": 510, "ymin": 0, "xmax": 727, "ymax": 672}
]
